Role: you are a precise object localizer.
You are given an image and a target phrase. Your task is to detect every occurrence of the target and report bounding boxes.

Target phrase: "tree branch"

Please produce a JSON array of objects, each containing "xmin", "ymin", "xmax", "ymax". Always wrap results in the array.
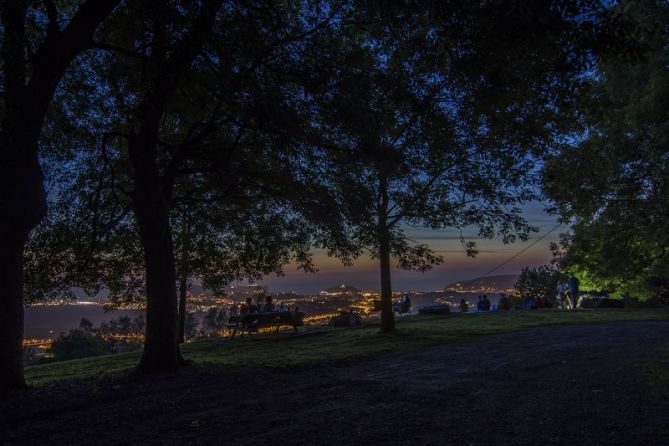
[
  {"xmin": 42, "ymin": 0, "xmax": 59, "ymax": 35},
  {"xmin": 90, "ymin": 42, "xmax": 144, "ymax": 59}
]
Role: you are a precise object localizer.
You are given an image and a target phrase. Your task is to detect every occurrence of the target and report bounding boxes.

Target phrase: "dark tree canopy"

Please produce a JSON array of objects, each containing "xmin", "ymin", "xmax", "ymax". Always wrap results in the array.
[
  {"xmin": 25, "ymin": 0, "xmax": 350, "ymax": 370},
  {"xmin": 1, "ymin": 0, "xmax": 648, "ymax": 391},
  {"xmin": 298, "ymin": 1, "xmax": 615, "ymax": 331},
  {"xmin": 543, "ymin": 0, "xmax": 669, "ymax": 298},
  {"xmin": 515, "ymin": 265, "xmax": 561, "ymax": 304}
]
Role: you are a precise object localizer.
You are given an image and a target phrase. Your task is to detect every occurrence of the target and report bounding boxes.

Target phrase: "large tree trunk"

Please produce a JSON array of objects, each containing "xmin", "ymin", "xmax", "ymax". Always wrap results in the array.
[
  {"xmin": 133, "ymin": 190, "xmax": 181, "ymax": 372},
  {"xmin": 130, "ymin": 135, "xmax": 181, "ymax": 373},
  {"xmin": 377, "ymin": 171, "xmax": 395, "ymax": 333},
  {"xmin": 177, "ymin": 275, "xmax": 188, "ymax": 344},
  {"xmin": 0, "ymin": 158, "xmax": 46, "ymax": 392},
  {"xmin": 0, "ymin": 1, "xmax": 47, "ymax": 392},
  {"xmin": 0, "ymin": 208, "xmax": 41, "ymax": 392},
  {"xmin": 378, "ymin": 225, "xmax": 395, "ymax": 333},
  {"xmin": 0, "ymin": 0, "xmax": 121, "ymax": 393},
  {"xmin": 125, "ymin": 0, "xmax": 222, "ymax": 371},
  {"xmin": 0, "ymin": 236, "xmax": 27, "ymax": 391},
  {"xmin": 0, "ymin": 102, "xmax": 48, "ymax": 392}
]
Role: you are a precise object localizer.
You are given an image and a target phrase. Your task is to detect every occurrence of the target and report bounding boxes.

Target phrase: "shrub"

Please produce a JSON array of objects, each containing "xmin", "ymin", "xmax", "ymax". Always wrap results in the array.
[
  {"xmin": 515, "ymin": 265, "xmax": 560, "ymax": 305},
  {"xmin": 49, "ymin": 329, "xmax": 106, "ymax": 361}
]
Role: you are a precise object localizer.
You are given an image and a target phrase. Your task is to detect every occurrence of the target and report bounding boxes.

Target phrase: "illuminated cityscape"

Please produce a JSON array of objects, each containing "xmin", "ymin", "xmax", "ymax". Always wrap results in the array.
[{"xmin": 22, "ymin": 277, "xmax": 520, "ymax": 365}]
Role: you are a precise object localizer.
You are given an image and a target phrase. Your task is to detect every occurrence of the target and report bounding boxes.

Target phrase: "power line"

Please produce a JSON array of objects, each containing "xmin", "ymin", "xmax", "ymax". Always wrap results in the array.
[{"xmin": 473, "ymin": 222, "xmax": 563, "ymax": 281}]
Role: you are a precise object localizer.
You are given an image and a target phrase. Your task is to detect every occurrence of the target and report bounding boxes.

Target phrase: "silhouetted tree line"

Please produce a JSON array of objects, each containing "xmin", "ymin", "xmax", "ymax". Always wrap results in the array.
[
  {"xmin": 49, "ymin": 315, "xmax": 147, "ymax": 363},
  {"xmin": 1, "ymin": 0, "xmax": 654, "ymax": 392}
]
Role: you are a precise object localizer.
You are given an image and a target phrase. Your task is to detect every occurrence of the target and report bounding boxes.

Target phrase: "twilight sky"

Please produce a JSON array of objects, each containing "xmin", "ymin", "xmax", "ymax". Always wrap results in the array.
[{"xmin": 254, "ymin": 201, "xmax": 564, "ymax": 294}]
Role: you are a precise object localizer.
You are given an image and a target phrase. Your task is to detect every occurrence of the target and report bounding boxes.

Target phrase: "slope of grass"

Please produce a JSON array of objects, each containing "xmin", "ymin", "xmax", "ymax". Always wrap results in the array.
[{"xmin": 25, "ymin": 308, "xmax": 669, "ymax": 386}]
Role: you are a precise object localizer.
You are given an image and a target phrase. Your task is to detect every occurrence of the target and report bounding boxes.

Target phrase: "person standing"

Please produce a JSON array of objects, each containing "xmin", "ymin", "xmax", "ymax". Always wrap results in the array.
[
  {"xmin": 557, "ymin": 282, "xmax": 567, "ymax": 310},
  {"xmin": 567, "ymin": 276, "xmax": 580, "ymax": 311},
  {"xmin": 481, "ymin": 294, "xmax": 491, "ymax": 311}
]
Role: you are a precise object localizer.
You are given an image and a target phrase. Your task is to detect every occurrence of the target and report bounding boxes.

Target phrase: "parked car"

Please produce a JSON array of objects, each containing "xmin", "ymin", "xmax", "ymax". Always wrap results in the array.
[{"xmin": 578, "ymin": 294, "xmax": 625, "ymax": 309}]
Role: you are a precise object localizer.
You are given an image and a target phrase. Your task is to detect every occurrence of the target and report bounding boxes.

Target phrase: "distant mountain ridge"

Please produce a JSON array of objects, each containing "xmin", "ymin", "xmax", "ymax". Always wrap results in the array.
[
  {"xmin": 320, "ymin": 284, "xmax": 361, "ymax": 295},
  {"xmin": 444, "ymin": 275, "xmax": 519, "ymax": 292}
]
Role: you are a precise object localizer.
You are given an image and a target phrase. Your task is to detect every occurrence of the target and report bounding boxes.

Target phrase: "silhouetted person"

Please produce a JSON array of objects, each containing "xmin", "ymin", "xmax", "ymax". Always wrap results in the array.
[
  {"xmin": 556, "ymin": 282, "xmax": 566, "ymax": 309},
  {"xmin": 394, "ymin": 294, "xmax": 412, "ymax": 314},
  {"xmin": 481, "ymin": 294, "xmax": 491, "ymax": 311},
  {"xmin": 262, "ymin": 295, "xmax": 275, "ymax": 313},
  {"xmin": 567, "ymin": 275, "xmax": 580, "ymax": 311},
  {"xmin": 460, "ymin": 298, "xmax": 469, "ymax": 313},
  {"xmin": 499, "ymin": 294, "xmax": 512, "ymax": 310},
  {"xmin": 401, "ymin": 294, "xmax": 411, "ymax": 313},
  {"xmin": 230, "ymin": 303, "xmax": 238, "ymax": 316},
  {"xmin": 240, "ymin": 297, "xmax": 258, "ymax": 315}
]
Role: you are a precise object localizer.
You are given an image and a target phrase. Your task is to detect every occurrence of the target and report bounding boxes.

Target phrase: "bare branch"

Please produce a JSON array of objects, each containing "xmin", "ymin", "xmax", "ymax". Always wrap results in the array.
[
  {"xmin": 43, "ymin": 0, "xmax": 60, "ymax": 34},
  {"xmin": 90, "ymin": 42, "xmax": 144, "ymax": 59}
]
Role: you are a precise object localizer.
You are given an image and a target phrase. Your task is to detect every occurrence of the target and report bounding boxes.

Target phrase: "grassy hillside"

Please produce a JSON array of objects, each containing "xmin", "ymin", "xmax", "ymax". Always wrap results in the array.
[{"xmin": 26, "ymin": 309, "xmax": 669, "ymax": 386}]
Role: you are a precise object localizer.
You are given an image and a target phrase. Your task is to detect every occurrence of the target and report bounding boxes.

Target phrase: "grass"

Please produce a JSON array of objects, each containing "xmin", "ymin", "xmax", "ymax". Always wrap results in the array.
[
  {"xmin": 641, "ymin": 342, "xmax": 669, "ymax": 385},
  {"xmin": 25, "ymin": 308, "xmax": 669, "ymax": 387}
]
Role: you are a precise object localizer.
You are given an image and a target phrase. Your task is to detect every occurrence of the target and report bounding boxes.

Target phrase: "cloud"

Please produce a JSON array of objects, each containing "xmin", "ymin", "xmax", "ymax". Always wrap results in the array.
[
  {"xmin": 433, "ymin": 249, "xmax": 509, "ymax": 253},
  {"xmin": 411, "ymin": 235, "xmax": 486, "ymax": 241}
]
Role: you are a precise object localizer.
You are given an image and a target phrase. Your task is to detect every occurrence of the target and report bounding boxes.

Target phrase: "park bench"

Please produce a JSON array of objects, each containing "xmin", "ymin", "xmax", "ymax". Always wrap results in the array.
[{"xmin": 227, "ymin": 311, "xmax": 305, "ymax": 339}]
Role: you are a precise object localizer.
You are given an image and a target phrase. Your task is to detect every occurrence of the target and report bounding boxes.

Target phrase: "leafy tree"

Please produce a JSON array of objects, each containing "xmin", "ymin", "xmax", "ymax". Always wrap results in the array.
[
  {"xmin": 86, "ymin": 314, "xmax": 144, "ymax": 336},
  {"xmin": 49, "ymin": 329, "xmax": 106, "ymax": 361},
  {"xmin": 26, "ymin": 0, "xmax": 345, "ymax": 372},
  {"xmin": 118, "ymin": 0, "xmax": 225, "ymax": 372},
  {"xmin": 307, "ymin": 2, "xmax": 609, "ymax": 332},
  {"xmin": 515, "ymin": 265, "xmax": 561, "ymax": 305},
  {"xmin": 543, "ymin": 0, "xmax": 669, "ymax": 299},
  {"xmin": 79, "ymin": 318, "xmax": 94, "ymax": 332},
  {"xmin": 0, "ymin": 0, "xmax": 121, "ymax": 391}
]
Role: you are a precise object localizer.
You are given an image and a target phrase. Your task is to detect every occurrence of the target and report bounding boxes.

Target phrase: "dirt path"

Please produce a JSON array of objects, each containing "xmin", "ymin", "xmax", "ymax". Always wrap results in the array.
[{"xmin": 3, "ymin": 321, "xmax": 669, "ymax": 445}]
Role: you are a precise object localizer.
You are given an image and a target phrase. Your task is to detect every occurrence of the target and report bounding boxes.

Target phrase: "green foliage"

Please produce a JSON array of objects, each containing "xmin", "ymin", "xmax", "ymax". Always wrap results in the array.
[
  {"xmin": 49, "ymin": 329, "xmax": 106, "ymax": 362},
  {"xmin": 309, "ymin": 1, "xmax": 605, "ymax": 268},
  {"xmin": 293, "ymin": 2, "xmax": 612, "ymax": 331},
  {"xmin": 24, "ymin": 1, "xmax": 342, "ymax": 305},
  {"xmin": 515, "ymin": 265, "xmax": 561, "ymax": 304},
  {"xmin": 543, "ymin": 0, "xmax": 669, "ymax": 300}
]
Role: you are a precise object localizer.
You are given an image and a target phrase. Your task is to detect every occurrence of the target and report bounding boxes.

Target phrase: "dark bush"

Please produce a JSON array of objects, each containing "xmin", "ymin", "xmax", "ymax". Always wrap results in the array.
[
  {"xmin": 418, "ymin": 305, "xmax": 452, "ymax": 315},
  {"xmin": 49, "ymin": 329, "xmax": 106, "ymax": 361},
  {"xmin": 623, "ymin": 295, "xmax": 665, "ymax": 308},
  {"xmin": 330, "ymin": 311, "xmax": 363, "ymax": 327}
]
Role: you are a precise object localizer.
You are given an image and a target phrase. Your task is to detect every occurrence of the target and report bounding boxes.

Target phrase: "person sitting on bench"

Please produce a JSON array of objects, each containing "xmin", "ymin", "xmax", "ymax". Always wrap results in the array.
[
  {"xmin": 262, "ymin": 295, "xmax": 276, "ymax": 313},
  {"xmin": 481, "ymin": 294, "xmax": 491, "ymax": 311},
  {"xmin": 393, "ymin": 294, "xmax": 411, "ymax": 314},
  {"xmin": 400, "ymin": 294, "xmax": 411, "ymax": 313},
  {"xmin": 240, "ymin": 297, "xmax": 259, "ymax": 315}
]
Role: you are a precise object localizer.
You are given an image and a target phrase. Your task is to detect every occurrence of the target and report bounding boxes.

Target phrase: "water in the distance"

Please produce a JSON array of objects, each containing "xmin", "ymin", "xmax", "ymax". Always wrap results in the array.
[
  {"xmin": 24, "ymin": 292, "xmax": 503, "ymax": 338},
  {"xmin": 24, "ymin": 305, "xmax": 144, "ymax": 338}
]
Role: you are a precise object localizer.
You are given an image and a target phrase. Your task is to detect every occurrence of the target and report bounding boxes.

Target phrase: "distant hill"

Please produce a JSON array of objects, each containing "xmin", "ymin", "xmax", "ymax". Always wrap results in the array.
[{"xmin": 444, "ymin": 275, "xmax": 519, "ymax": 293}]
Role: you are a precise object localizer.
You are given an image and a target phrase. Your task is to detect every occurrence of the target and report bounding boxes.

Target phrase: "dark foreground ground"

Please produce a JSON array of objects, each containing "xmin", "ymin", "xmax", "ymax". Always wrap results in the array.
[{"xmin": 3, "ymin": 321, "xmax": 669, "ymax": 445}]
